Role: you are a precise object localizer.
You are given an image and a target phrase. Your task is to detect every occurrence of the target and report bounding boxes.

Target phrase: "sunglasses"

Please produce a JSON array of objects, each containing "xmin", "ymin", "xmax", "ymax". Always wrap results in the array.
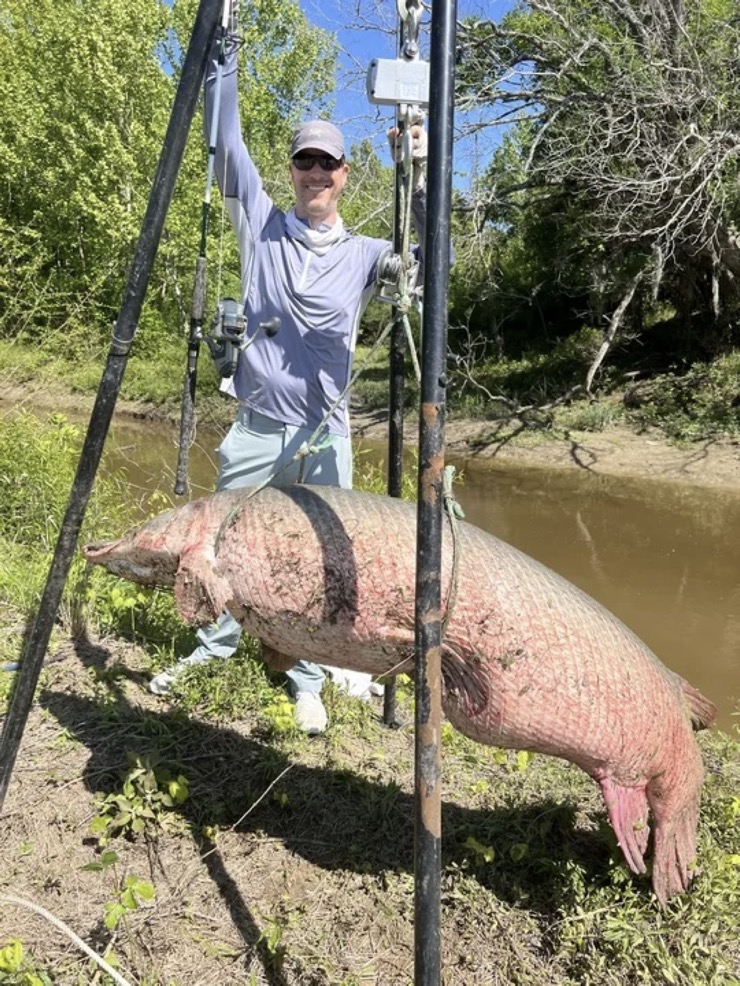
[{"xmin": 291, "ymin": 154, "xmax": 344, "ymax": 172}]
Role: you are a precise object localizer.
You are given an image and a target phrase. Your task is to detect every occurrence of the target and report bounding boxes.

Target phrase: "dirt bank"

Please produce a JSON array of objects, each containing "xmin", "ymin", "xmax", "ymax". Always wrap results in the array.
[{"xmin": 352, "ymin": 408, "xmax": 740, "ymax": 493}]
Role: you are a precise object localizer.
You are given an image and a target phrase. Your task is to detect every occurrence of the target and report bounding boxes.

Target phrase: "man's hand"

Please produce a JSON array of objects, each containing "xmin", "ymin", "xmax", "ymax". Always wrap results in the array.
[{"xmin": 387, "ymin": 124, "xmax": 428, "ymax": 189}]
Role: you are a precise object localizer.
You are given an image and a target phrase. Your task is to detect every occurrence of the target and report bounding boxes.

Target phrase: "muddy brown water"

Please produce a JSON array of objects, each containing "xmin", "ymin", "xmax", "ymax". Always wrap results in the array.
[{"xmin": 96, "ymin": 416, "xmax": 740, "ymax": 734}]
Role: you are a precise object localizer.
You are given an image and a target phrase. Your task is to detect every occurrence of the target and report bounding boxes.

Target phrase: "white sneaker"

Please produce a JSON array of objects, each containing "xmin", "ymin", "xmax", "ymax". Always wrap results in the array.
[
  {"xmin": 322, "ymin": 666, "xmax": 384, "ymax": 702},
  {"xmin": 149, "ymin": 668, "xmax": 178, "ymax": 696},
  {"xmin": 149, "ymin": 653, "xmax": 216, "ymax": 696},
  {"xmin": 293, "ymin": 692, "xmax": 328, "ymax": 735}
]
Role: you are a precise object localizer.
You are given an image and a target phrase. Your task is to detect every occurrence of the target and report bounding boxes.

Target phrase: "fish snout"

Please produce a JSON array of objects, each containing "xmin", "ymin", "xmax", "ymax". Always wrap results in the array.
[{"xmin": 82, "ymin": 539, "xmax": 121, "ymax": 562}]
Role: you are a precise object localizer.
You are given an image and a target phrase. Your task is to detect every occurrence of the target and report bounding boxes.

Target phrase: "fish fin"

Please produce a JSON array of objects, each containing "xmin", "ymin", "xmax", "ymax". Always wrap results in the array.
[
  {"xmin": 679, "ymin": 678, "xmax": 716, "ymax": 731},
  {"xmin": 174, "ymin": 548, "xmax": 232, "ymax": 626},
  {"xmin": 441, "ymin": 646, "xmax": 489, "ymax": 716},
  {"xmin": 598, "ymin": 776, "xmax": 650, "ymax": 876},
  {"xmin": 650, "ymin": 801, "xmax": 700, "ymax": 905}
]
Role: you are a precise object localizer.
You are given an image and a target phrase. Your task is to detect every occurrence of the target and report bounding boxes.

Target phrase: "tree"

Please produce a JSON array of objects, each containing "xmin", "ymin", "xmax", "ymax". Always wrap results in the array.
[
  {"xmin": 0, "ymin": 0, "xmax": 337, "ymax": 360},
  {"xmin": 457, "ymin": 0, "xmax": 740, "ymax": 387},
  {"xmin": 0, "ymin": 0, "xmax": 173, "ymax": 349}
]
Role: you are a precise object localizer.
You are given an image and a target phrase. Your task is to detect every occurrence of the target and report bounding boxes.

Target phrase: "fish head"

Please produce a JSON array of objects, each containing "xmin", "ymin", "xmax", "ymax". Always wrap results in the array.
[{"xmin": 82, "ymin": 500, "xmax": 205, "ymax": 587}]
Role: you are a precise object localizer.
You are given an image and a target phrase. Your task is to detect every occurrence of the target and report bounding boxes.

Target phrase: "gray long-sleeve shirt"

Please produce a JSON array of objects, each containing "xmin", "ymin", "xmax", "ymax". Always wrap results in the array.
[{"xmin": 204, "ymin": 42, "xmax": 426, "ymax": 437}]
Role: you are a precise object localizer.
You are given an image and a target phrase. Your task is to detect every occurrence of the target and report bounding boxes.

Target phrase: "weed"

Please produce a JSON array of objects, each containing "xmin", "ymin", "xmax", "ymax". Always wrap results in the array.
[
  {"xmin": 0, "ymin": 670, "xmax": 11, "ymax": 717},
  {"xmin": 167, "ymin": 642, "xmax": 279, "ymax": 720},
  {"xmin": 463, "ymin": 835, "xmax": 495, "ymax": 865},
  {"xmin": 626, "ymin": 354, "xmax": 740, "ymax": 441},
  {"xmin": 261, "ymin": 695, "xmax": 298, "ymax": 735},
  {"xmin": 0, "ymin": 413, "xmax": 138, "ymax": 627},
  {"xmin": 353, "ymin": 445, "xmax": 418, "ymax": 500},
  {"xmin": 81, "ymin": 850, "xmax": 156, "ymax": 932},
  {"xmin": 104, "ymin": 875, "xmax": 156, "ymax": 932},
  {"xmin": 90, "ymin": 754, "xmax": 189, "ymax": 845},
  {"xmin": 0, "ymin": 939, "xmax": 53, "ymax": 985},
  {"xmin": 554, "ymin": 397, "xmax": 623, "ymax": 432},
  {"xmin": 257, "ymin": 900, "xmax": 305, "ymax": 972}
]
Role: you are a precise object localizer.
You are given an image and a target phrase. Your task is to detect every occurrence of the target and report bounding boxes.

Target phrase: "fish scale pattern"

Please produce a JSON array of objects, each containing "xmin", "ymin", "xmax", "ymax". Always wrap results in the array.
[{"xmin": 83, "ymin": 483, "xmax": 716, "ymax": 902}]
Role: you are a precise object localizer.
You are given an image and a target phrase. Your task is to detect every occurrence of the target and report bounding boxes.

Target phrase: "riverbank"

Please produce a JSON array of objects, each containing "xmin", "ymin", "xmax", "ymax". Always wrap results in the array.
[
  {"xmin": 353, "ymin": 409, "xmax": 740, "ymax": 492},
  {"xmin": 3, "ymin": 380, "xmax": 740, "ymax": 493}
]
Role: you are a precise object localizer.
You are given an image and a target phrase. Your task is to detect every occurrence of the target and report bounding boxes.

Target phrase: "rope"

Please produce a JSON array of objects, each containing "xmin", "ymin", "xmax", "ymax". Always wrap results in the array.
[
  {"xmin": 399, "ymin": 310, "xmax": 421, "ymax": 382},
  {"xmin": 0, "ymin": 894, "xmax": 134, "ymax": 986},
  {"xmin": 440, "ymin": 465, "xmax": 465, "ymax": 640}
]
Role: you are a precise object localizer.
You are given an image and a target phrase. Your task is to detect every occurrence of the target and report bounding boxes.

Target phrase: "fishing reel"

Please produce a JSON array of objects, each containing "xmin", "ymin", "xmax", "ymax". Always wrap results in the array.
[
  {"xmin": 376, "ymin": 251, "xmax": 421, "ymax": 311},
  {"xmin": 204, "ymin": 297, "xmax": 246, "ymax": 378},
  {"xmin": 204, "ymin": 298, "xmax": 281, "ymax": 378}
]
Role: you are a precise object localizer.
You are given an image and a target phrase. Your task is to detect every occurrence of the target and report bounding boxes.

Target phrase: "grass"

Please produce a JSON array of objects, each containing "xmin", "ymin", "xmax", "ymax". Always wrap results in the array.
[{"xmin": 5, "ymin": 326, "xmax": 740, "ymax": 449}]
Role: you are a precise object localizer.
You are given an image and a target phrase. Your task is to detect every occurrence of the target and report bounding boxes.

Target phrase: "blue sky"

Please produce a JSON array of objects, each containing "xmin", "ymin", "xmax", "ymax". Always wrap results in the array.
[{"xmin": 297, "ymin": 0, "xmax": 516, "ymax": 189}]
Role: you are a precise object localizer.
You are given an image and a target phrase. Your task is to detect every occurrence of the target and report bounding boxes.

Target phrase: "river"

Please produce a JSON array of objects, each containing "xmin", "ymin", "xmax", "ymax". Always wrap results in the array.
[{"xmin": 99, "ymin": 415, "xmax": 740, "ymax": 733}]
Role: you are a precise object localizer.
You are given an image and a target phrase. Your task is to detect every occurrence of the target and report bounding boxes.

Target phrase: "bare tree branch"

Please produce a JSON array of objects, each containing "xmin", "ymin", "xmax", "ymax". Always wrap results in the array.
[
  {"xmin": 585, "ymin": 270, "xmax": 645, "ymax": 394},
  {"xmin": 455, "ymin": 0, "xmax": 740, "ymax": 372}
]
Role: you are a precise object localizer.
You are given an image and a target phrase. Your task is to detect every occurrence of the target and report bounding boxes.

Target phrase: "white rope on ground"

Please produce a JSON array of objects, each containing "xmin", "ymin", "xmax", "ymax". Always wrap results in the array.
[{"xmin": 0, "ymin": 894, "xmax": 134, "ymax": 986}]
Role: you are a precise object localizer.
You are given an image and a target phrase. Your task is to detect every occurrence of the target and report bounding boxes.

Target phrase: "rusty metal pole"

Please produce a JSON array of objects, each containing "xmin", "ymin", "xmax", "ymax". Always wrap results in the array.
[
  {"xmin": 414, "ymin": 0, "xmax": 456, "ymax": 981},
  {"xmin": 0, "ymin": 0, "xmax": 223, "ymax": 817}
]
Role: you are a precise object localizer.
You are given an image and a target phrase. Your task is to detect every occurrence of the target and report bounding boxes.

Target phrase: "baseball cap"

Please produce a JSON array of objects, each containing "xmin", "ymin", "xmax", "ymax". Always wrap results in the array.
[{"xmin": 291, "ymin": 120, "xmax": 345, "ymax": 160}]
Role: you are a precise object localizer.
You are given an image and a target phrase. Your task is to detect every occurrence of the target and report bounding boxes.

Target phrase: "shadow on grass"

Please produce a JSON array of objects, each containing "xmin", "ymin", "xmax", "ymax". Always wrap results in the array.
[
  {"xmin": 40, "ymin": 685, "xmax": 623, "ymax": 918},
  {"xmin": 18, "ymin": 629, "xmax": 634, "ymax": 981}
]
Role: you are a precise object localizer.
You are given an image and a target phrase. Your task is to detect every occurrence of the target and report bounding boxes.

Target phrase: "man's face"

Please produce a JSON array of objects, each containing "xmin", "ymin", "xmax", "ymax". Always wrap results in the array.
[{"xmin": 290, "ymin": 149, "xmax": 349, "ymax": 227}]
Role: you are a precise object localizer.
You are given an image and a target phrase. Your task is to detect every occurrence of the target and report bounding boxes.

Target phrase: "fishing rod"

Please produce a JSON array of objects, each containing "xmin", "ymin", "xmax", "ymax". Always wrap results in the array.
[
  {"xmin": 0, "ymin": 0, "xmax": 224, "ymax": 817},
  {"xmin": 174, "ymin": 0, "xmax": 233, "ymax": 496}
]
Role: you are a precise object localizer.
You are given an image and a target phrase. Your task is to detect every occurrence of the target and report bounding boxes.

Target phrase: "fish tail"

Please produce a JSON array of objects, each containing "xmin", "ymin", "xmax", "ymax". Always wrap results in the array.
[
  {"xmin": 650, "ymin": 798, "xmax": 700, "ymax": 905},
  {"xmin": 598, "ymin": 776, "xmax": 650, "ymax": 875}
]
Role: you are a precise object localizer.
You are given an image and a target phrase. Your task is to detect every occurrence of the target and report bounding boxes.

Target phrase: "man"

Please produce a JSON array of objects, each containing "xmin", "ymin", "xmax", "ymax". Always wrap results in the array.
[{"xmin": 151, "ymin": 8, "xmax": 427, "ymax": 734}]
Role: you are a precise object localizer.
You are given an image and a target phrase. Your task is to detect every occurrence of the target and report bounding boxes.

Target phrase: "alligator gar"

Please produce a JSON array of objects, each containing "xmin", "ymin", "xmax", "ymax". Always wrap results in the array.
[{"xmin": 83, "ymin": 484, "xmax": 716, "ymax": 902}]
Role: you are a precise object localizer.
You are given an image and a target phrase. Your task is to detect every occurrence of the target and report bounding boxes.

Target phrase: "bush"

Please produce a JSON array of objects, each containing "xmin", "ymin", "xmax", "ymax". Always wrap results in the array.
[
  {"xmin": 626, "ymin": 355, "xmax": 740, "ymax": 441},
  {"xmin": 0, "ymin": 412, "xmax": 140, "ymax": 623}
]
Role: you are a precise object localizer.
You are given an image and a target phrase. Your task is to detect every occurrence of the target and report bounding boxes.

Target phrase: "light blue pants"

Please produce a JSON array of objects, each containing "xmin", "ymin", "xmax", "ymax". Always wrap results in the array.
[{"xmin": 191, "ymin": 405, "xmax": 353, "ymax": 695}]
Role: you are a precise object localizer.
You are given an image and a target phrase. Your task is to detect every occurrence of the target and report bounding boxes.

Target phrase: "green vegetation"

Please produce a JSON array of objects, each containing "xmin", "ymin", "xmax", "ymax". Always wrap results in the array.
[
  {"xmin": 0, "ymin": 0, "xmax": 335, "ymax": 367},
  {"xmin": 0, "ymin": 939, "xmax": 53, "ymax": 986},
  {"xmin": 454, "ymin": 0, "xmax": 740, "ymax": 385},
  {"xmin": 82, "ymin": 849, "xmax": 156, "ymax": 932},
  {"xmin": 90, "ymin": 753, "xmax": 190, "ymax": 844},
  {"xmin": 2, "ymin": 0, "xmax": 740, "ymax": 446}
]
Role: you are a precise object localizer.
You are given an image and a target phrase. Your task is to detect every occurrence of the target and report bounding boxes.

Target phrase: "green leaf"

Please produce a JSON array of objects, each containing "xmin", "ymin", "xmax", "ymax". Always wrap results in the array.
[
  {"xmin": 104, "ymin": 903, "xmax": 126, "ymax": 930},
  {"xmin": 510, "ymin": 842, "xmax": 529, "ymax": 862},
  {"xmin": 89, "ymin": 815, "xmax": 111, "ymax": 835},
  {"xmin": 120, "ymin": 888, "xmax": 138, "ymax": 911},
  {"xmin": 167, "ymin": 775, "xmax": 190, "ymax": 805},
  {"xmin": 0, "ymin": 938, "xmax": 23, "ymax": 973},
  {"xmin": 516, "ymin": 750, "xmax": 532, "ymax": 772},
  {"xmin": 464, "ymin": 835, "xmax": 495, "ymax": 864},
  {"xmin": 128, "ymin": 878, "xmax": 155, "ymax": 901}
]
